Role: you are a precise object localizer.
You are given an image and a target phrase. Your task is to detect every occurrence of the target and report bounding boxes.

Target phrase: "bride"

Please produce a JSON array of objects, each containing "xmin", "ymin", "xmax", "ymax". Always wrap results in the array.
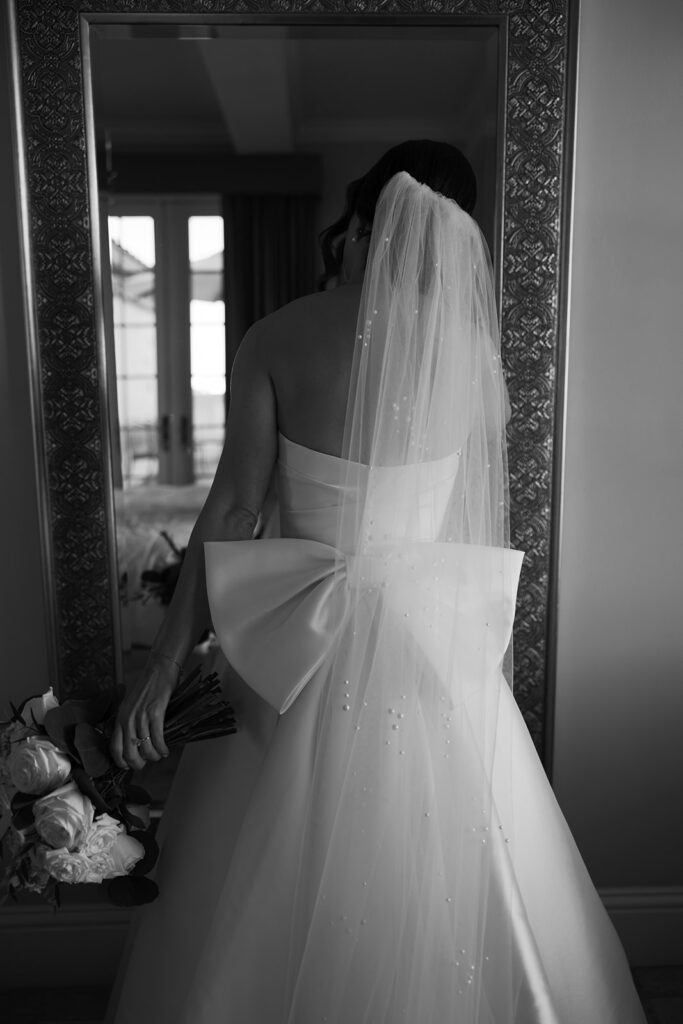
[{"xmin": 107, "ymin": 141, "xmax": 646, "ymax": 1023}]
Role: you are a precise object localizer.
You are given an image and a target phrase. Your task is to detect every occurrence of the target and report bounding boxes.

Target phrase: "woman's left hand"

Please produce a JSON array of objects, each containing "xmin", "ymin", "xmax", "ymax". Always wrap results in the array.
[{"xmin": 110, "ymin": 655, "xmax": 180, "ymax": 771}]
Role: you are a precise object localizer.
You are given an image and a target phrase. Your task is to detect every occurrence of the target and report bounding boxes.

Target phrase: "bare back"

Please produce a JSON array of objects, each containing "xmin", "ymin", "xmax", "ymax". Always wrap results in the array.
[{"xmin": 260, "ymin": 283, "xmax": 363, "ymax": 458}]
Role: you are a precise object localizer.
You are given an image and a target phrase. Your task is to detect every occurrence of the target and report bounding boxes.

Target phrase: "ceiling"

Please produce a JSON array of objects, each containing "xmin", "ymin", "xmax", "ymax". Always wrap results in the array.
[{"xmin": 89, "ymin": 25, "xmax": 500, "ymax": 156}]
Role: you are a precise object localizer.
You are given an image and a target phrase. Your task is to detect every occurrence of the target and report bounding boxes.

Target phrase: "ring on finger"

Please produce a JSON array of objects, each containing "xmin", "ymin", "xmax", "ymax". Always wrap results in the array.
[{"xmin": 134, "ymin": 735, "xmax": 151, "ymax": 747}]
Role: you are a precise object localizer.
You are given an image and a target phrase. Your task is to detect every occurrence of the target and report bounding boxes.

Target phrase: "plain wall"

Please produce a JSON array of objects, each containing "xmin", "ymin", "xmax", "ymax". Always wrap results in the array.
[{"xmin": 553, "ymin": 0, "xmax": 683, "ymax": 888}]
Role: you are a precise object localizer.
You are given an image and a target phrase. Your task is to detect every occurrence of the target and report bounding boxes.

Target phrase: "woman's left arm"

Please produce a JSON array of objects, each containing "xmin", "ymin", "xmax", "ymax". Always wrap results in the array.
[
  {"xmin": 111, "ymin": 323, "xmax": 278, "ymax": 769},
  {"xmin": 157, "ymin": 321, "xmax": 278, "ymax": 660}
]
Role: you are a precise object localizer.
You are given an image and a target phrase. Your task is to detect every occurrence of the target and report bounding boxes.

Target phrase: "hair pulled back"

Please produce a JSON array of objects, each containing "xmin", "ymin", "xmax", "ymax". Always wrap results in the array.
[{"xmin": 319, "ymin": 139, "xmax": 477, "ymax": 288}]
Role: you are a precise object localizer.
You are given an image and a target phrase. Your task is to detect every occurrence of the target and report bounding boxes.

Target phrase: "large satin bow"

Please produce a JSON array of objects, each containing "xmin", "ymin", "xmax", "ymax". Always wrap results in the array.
[{"xmin": 205, "ymin": 539, "xmax": 524, "ymax": 715}]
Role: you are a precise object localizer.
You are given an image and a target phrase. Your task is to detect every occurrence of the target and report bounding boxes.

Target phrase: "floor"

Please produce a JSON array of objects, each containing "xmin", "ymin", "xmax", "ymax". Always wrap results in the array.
[
  {"xmin": 2, "ymin": 971, "xmax": 683, "ymax": 1023},
  {"xmin": 2, "ymin": 987, "xmax": 108, "ymax": 1024},
  {"xmin": 634, "ymin": 967, "xmax": 683, "ymax": 1024}
]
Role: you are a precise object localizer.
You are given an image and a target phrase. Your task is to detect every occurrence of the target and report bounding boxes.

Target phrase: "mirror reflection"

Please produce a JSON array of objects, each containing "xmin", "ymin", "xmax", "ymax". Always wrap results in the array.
[{"xmin": 90, "ymin": 24, "xmax": 500, "ymax": 699}]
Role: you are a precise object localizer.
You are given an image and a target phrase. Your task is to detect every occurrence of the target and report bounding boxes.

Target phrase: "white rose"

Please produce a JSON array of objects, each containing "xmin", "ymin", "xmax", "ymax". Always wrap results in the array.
[
  {"xmin": 37, "ymin": 842, "xmax": 114, "ymax": 886},
  {"xmin": 82, "ymin": 814, "xmax": 124, "ymax": 857},
  {"xmin": 8, "ymin": 737, "xmax": 71, "ymax": 795},
  {"xmin": 85, "ymin": 825, "xmax": 145, "ymax": 881},
  {"xmin": 109, "ymin": 833, "xmax": 145, "ymax": 876},
  {"xmin": 39, "ymin": 846, "xmax": 91, "ymax": 884},
  {"xmin": 83, "ymin": 852, "xmax": 118, "ymax": 883},
  {"xmin": 20, "ymin": 687, "xmax": 59, "ymax": 727},
  {"xmin": 33, "ymin": 781, "xmax": 94, "ymax": 850}
]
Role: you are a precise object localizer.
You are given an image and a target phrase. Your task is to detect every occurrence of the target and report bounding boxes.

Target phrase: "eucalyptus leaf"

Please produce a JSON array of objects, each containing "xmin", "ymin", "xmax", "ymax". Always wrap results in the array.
[
  {"xmin": 74, "ymin": 722, "xmax": 112, "ymax": 778},
  {"xmin": 70, "ymin": 766, "xmax": 110, "ymax": 815}
]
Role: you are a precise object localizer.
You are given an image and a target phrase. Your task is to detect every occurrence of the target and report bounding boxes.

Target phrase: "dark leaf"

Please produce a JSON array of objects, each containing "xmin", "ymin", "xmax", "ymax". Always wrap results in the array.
[
  {"xmin": 10, "ymin": 791, "xmax": 35, "ymax": 812},
  {"xmin": 123, "ymin": 784, "xmax": 152, "ymax": 806},
  {"xmin": 14, "ymin": 693, "xmax": 46, "ymax": 722},
  {"xmin": 107, "ymin": 875, "xmax": 159, "ymax": 907},
  {"xmin": 73, "ymin": 723, "xmax": 112, "ymax": 778},
  {"xmin": 42, "ymin": 716, "xmax": 78, "ymax": 760},
  {"xmin": 10, "ymin": 792, "xmax": 36, "ymax": 831},
  {"xmin": 129, "ymin": 829, "xmax": 159, "ymax": 877},
  {"xmin": 70, "ymin": 766, "xmax": 111, "ymax": 815},
  {"xmin": 68, "ymin": 688, "xmax": 118, "ymax": 718},
  {"xmin": 43, "ymin": 693, "xmax": 113, "ymax": 746},
  {"xmin": 43, "ymin": 693, "xmax": 115, "ymax": 762},
  {"xmin": 119, "ymin": 807, "xmax": 147, "ymax": 831},
  {"xmin": 9, "ymin": 702, "xmax": 25, "ymax": 724},
  {"xmin": 11, "ymin": 803, "xmax": 35, "ymax": 831}
]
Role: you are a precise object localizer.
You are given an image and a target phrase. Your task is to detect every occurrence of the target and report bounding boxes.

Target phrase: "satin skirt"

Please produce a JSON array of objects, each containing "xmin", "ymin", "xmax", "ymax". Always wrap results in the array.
[{"xmin": 106, "ymin": 646, "xmax": 645, "ymax": 1024}]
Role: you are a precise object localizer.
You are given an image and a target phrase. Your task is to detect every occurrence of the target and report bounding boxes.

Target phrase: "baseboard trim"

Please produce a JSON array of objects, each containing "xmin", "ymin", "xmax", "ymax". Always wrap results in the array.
[
  {"xmin": 1, "ymin": 887, "xmax": 681, "ymax": 988},
  {"xmin": 0, "ymin": 901, "xmax": 132, "ymax": 930},
  {"xmin": 0, "ymin": 901, "xmax": 132, "ymax": 989},
  {"xmin": 599, "ymin": 887, "xmax": 683, "ymax": 966}
]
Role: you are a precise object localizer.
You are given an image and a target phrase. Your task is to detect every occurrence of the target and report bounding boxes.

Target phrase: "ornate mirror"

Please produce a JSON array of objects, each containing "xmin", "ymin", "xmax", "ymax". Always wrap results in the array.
[{"xmin": 10, "ymin": 0, "xmax": 577, "ymax": 765}]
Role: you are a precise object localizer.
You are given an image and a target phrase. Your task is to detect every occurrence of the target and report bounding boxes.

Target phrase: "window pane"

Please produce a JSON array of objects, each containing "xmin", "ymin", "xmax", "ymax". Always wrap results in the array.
[
  {"xmin": 189, "ymin": 216, "xmax": 225, "ymax": 481},
  {"xmin": 190, "ymin": 297, "xmax": 225, "ymax": 324},
  {"xmin": 116, "ymin": 378, "xmax": 158, "ymax": 429},
  {"xmin": 114, "ymin": 325, "xmax": 157, "ymax": 378},
  {"xmin": 110, "ymin": 216, "xmax": 155, "ymax": 268},
  {"xmin": 190, "ymin": 324, "xmax": 226, "ymax": 386},
  {"xmin": 192, "ymin": 391, "xmax": 225, "ymax": 427},
  {"xmin": 113, "ymin": 284, "xmax": 156, "ymax": 327},
  {"xmin": 109, "ymin": 215, "xmax": 159, "ymax": 488},
  {"xmin": 189, "ymin": 215, "xmax": 223, "ymax": 263},
  {"xmin": 116, "ymin": 379, "xmax": 159, "ymax": 486}
]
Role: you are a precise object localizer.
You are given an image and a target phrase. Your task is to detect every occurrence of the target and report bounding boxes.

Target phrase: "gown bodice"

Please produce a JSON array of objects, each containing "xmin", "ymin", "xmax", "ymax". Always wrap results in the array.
[
  {"xmin": 205, "ymin": 431, "xmax": 523, "ymax": 717},
  {"xmin": 276, "ymin": 431, "xmax": 461, "ymax": 552}
]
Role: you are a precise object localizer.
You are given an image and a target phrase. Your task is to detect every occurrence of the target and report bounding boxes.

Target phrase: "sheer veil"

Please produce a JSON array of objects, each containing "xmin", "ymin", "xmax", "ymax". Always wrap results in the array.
[
  {"xmin": 283, "ymin": 172, "xmax": 525, "ymax": 1021},
  {"xmin": 342, "ymin": 170, "xmax": 508, "ymax": 536}
]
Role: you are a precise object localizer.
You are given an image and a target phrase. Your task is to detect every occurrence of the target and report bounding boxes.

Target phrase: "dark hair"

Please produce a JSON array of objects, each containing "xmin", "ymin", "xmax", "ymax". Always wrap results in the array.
[{"xmin": 318, "ymin": 140, "xmax": 477, "ymax": 288}]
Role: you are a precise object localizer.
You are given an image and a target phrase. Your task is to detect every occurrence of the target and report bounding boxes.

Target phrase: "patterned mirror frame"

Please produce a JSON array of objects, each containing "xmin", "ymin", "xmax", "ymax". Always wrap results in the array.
[{"xmin": 10, "ymin": 0, "xmax": 577, "ymax": 765}]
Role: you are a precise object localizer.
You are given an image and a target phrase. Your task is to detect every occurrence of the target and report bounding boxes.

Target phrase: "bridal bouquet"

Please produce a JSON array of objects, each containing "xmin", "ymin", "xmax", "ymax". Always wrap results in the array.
[{"xmin": 0, "ymin": 668, "xmax": 236, "ymax": 907}]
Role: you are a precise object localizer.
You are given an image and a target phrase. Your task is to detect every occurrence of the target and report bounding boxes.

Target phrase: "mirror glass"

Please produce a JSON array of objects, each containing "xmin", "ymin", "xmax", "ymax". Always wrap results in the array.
[{"xmin": 89, "ymin": 24, "xmax": 501, "ymax": 702}]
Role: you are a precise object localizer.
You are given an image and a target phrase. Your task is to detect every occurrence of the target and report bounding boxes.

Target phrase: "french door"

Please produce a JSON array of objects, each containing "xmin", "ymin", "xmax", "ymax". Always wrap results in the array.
[{"xmin": 106, "ymin": 195, "xmax": 226, "ymax": 488}]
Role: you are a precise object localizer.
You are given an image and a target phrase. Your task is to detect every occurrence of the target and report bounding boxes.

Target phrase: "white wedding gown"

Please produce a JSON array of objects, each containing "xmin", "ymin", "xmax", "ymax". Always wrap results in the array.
[{"xmin": 107, "ymin": 432, "xmax": 646, "ymax": 1024}]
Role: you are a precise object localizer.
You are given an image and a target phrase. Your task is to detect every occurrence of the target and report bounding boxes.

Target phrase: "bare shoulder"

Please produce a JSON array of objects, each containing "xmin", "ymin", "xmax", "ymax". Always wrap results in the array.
[
  {"xmin": 242, "ymin": 287, "xmax": 361, "ymax": 449},
  {"xmin": 245, "ymin": 287, "xmax": 358, "ymax": 359}
]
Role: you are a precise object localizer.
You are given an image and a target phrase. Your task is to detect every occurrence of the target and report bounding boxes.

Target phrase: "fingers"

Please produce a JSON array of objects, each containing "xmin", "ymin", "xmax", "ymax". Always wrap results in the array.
[
  {"xmin": 122, "ymin": 712, "xmax": 148, "ymax": 772},
  {"xmin": 110, "ymin": 720, "xmax": 125, "ymax": 770},
  {"xmin": 136, "ymin": 706, "xmax": 164, "ymax": 764},
  {"xmin": 148, "ymin": 700, "xmax": 170, "ymax": 760},
  {"xmin": 111, "ymin": 705, "xmax": 150, "ymax": 772},
  {"xmin": 111, "ymin": 704, "xmax": 169, "ymax": 770},
  {"xmin": 110, "ymin": 662, "xmax": 177, "ymax": 771}
]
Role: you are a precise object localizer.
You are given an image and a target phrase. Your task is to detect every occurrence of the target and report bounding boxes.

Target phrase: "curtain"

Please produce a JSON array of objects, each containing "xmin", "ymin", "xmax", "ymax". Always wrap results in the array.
[{"xmin": 222, "ymin": 194, "xmax": 319, "ymax": 378}]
